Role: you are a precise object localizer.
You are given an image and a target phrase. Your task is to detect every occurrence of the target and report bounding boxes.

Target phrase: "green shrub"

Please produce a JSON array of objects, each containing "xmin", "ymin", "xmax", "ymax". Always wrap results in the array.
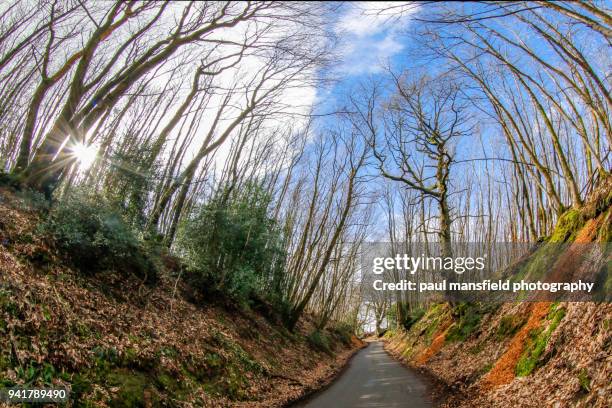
[
  {"xmin": 404, "ymin": 308, "xmax": 426, "ymax": 330},
  {"xmin": 176, "ymin": 183, "xmax": 285, "ymax": 306},
  {"xmin": 0, "ymin": 170, "xmax": 22, "ymax": 189},
  {"xmin": 40, "ymin": 191, "xmax": 157, "ymax": 282},
  {"xmin": 330, "ymin": 323, "xmax": 354, "ymax": 346},
  {"xmin": 104, "ymin": 144, "xmax": 161, "ymax": 229},
  {"xmin": 306, "ymin": 330, "xmax": 332, "ymax": 354}
]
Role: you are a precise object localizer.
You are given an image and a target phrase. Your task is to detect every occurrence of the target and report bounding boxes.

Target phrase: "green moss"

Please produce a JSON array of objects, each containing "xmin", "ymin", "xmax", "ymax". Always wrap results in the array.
[
  {"xmin": 516, "ymin": 303, "xmax": 566, "ymax": 376},
  {"xmin": 549, "ymin": 209, "xmax": 585, "ymax": 243},
  {"xmin": 446, "ymin": 303, "xmax": 491, "ymax": 343},
  {"xmin": 578, "ymin": 368, "xmax": 591, "ymax": 393},
  {"xmin": 480, "ymin": 362, "xmax": 493, "ymax": 375},
  {"xmin": 596, "ymin": 208, "xmax": 611, "ymax": 242},
  {"xmin": 329, "ymin": 323, "xmax": 353, "ymax": 346},
  {"xmin": 418, "ymin": 303, "xmax": 449, "ymax": 344},
  {"xmin": 496, "ymin": 314, "xmax": 527, "ymax": 340},
  {"xmin": 181, "ymin": 334, "xmax": 258, "ymax": 402},
  {"xmin": 73, "ymin": 322, "xmax": 94, "ymax": 338},
  {"xmin": 469, "ymin": 342, "xmax": 485, "ymax": 355},
  {"xmin": 513, "ymin": 243, "xmax": 565, "ymax": 282},
  {"xmin": 185, "ymin": 356, "xmax": 249, "ymax": 401},
  {"xmin": 70, "ymin": 373, "xmax": 94, "ymax": 402},
  {"xmin": 402, "ymin": 308, "xmax": 425, "ymax": 330},
  {"xmin": 157, "ymin": 346, "xmax": 178, "ymax": 358},
  {"xmin": 0, "ymin": 288, "xmax": 19, "ymax": 317},
  {"xmin": 121, "ymin": 348, "xmax": 139, "ymax": 367},
  {"xmin": 106, "ymin": 369, "xmax": 152, "ymax": 408},
  {"xmin": 155, "ymin": 372, "xmax": 179, "ymax": 392},
  {"xmin": 401, "ymin": 344, "xmax": 414, "ymax": 359}
]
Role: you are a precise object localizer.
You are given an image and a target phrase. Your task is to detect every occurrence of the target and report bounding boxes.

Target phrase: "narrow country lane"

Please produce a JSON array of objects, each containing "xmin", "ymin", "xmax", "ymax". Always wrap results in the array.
[{"xmin": 293, "ymin": 342, "xmax": 433, "ymax": 408}]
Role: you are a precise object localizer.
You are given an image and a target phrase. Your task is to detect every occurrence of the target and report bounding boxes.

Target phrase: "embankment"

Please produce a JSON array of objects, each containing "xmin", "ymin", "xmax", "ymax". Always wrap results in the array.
[
  {"xmin": 384, "ymin": 178, "xmax": 611, "ymax": 407},
  {"xmin": 0, "ymin": 189, "xmax": 364, "ymax": 407}
]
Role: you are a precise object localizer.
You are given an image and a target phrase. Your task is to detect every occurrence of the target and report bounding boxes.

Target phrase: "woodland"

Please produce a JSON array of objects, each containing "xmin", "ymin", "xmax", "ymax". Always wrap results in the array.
[{"xmin": 0, "ymin": 1, "xmax": 609, "ymax": 407}]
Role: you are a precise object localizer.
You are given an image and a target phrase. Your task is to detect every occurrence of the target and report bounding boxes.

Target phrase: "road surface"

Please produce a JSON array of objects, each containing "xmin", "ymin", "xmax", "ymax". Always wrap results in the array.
[{"xmin": 293, "ymin": 341, "xmax": 433, "ymax": 408}]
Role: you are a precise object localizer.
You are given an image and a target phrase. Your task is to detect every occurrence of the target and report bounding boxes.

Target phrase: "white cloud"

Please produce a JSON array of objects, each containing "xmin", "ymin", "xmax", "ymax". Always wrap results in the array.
[{"xmin": 334, "ymin": 2, "xmax": 419, "ymax": 75}]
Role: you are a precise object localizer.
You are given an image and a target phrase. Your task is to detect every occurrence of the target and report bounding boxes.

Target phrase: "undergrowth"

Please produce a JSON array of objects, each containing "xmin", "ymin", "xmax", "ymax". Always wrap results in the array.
[
  {"xmin": 446, "ymin": 303, "xmax": 495, "ymax": 343},
  {"xmin": 307, "ymin": 330, "xmax": 332, "ymax": 355}
]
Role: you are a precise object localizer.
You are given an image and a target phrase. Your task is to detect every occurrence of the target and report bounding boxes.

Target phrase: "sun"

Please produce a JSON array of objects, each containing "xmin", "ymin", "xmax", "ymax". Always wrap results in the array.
[{"xmin": 71, "ymin": 142, "xmax": 98, "ymax": 170}]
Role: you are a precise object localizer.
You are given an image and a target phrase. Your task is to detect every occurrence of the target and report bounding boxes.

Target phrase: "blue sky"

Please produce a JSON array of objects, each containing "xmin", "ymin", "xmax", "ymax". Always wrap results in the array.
[{"xmin": 315, "ymin": 2, "xmax": 421, "ymax": 111}]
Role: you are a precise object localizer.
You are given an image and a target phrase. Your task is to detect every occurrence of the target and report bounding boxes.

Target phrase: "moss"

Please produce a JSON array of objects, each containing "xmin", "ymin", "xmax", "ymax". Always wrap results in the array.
[
  {"xmin": 155, "ymin": 372, "xmax": 179, "ymax": 392},
  {"xmin": 403, "ymin": 308, "xmax": 426, "ymax": 330},
  {"xmin": 513, "ymin": 243, "xmax": 565, "ymax": 282},
  {"xmin": 516, "ymin": 303, "xmax": 566, "ymax": 376},
  {"xmin": 480, "ymin": 362, "xmax": 493, "ymax": 375},
  {"xmin": 106, "ymin": 369, "xmax": 152, "ymax": 408},
  {"xmin": 329, "ymin": 323, "xmax": 353, "ymax": 346},
  {"xmin": 154, "ymin": 369, "xmax": 194, "ymax": 402},
  {"xmin": 73, "ymin": 322, "xmax": 94, "ymax": 338},
  {"xmin": 182, "ymin": 340, "xmax": 255, "ymax": 402},
  {"xmin": 596, "ymin": 208, "xmax": 611, "ymax": 242},
  {"xmin": 0, "ymin": 288, "xmax": 19, "ymax": 317},
  {"xmin": 157, "ymin": 346, "xmax": 178, "ymax": 358},
  {"xmin": 578, "ymin": 368, "xmax": 591, "ymax": 393},
  {"xmin": 417, "ymin": 303, "xmax": 449, "ymax": 344},
  {"xmin": 445, "ymin": 303, "xmax": 491, "ymax": 343},
  {"xmin": 549, "ymin": 208, "xmax": 585, "ymax": 243},
  {"xmin": 401, "ymin": 344, "xmax": 414, "ymax": 359},
  {"xmin": 121, "ymin": 348, "xmax": 139, "ymax": 368},
  {"xmin": 71, "ymin": 373, "xmax": 94, "ymax": 402},
  {"xmin": 469, "ymin": 342, "xmax": 485, "ymax": 355},
  {"xmin": 496, "ymin": 313, "xmax": 527, "ymax": 340}
]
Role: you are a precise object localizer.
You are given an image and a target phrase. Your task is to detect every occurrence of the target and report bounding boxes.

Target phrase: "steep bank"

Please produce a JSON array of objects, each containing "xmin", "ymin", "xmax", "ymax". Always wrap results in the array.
[
  {"xmin": 384, "ymin": 178, "xmax": 611, "ymax": 407},
  {"xmin": 0, "ymin": 189, "xmax": 364, "ymax": 407}
]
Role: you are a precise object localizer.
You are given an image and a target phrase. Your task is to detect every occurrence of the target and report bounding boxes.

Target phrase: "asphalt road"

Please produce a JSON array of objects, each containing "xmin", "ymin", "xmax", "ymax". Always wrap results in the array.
[{"xmin": 293, "ymin": 342, "xmax": 433, "ymax": 408}]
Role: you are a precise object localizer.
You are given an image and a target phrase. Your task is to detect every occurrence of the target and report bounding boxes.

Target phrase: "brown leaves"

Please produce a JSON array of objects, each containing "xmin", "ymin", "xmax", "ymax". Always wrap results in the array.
[{"xmin": 0, "ymin": 191, "xmax": 362, "ymax": 407}]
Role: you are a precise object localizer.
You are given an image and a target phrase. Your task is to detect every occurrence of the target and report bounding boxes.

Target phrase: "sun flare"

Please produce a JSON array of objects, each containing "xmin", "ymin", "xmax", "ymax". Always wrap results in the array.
[{"xmin": 71, "ymin": 142, "xmax": 98, "ymax": 170}]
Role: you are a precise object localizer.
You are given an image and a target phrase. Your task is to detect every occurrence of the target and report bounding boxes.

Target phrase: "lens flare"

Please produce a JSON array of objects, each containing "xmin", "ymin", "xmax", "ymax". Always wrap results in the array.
[{"xmin": 71, "ymin": 142, "xmax": 98, "ymax": 169}]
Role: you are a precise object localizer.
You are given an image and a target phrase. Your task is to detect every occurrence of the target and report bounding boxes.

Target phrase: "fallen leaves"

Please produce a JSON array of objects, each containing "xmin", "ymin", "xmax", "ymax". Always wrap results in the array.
[{"xmin": 0, "ymin": 190, "xmax": 364, "ymax": 407}]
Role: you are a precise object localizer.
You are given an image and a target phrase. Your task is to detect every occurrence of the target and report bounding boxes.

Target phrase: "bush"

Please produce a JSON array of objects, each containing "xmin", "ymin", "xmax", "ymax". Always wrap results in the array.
[
  {"xmin": 40, "ymin": 191, "xmax": 157, "ymax": 282},
  {"xmin": 330, "ymin": 323, "xmax": 354, "ymax": 346},
  {"xmin": 306, "ymin": 330, "xmax": 332, "ymax": 354},
  {"xmin": 404, "ymin": 308, "xmax": 426, "ymax": 330},
  {"xmin": 176, "ymin": 183, "xmax": 285, "ymax": 306}
]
